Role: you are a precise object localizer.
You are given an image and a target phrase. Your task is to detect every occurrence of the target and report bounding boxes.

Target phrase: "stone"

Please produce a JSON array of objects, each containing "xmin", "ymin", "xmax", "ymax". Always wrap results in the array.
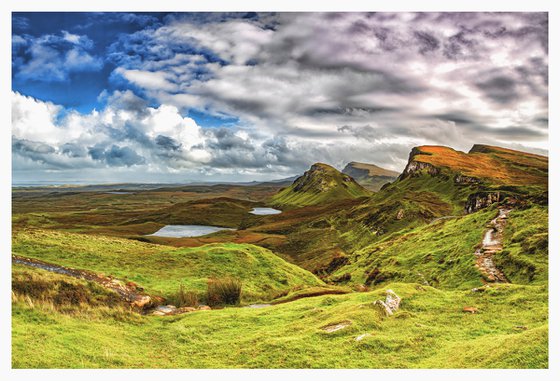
[
  {"xmin": 175, "ymin": 306, "xmax": 197, "ymax": 314},
  {"xmin": 131, "ymin": 295, "xmax": 151, "ymax": 309},
  {"xmin": 155, "ymin": 305, "xmax": 176, "ymax": 314},
  {"xmin": 355, "ymin": 333, "xmax": 371, "ymax": 341},
  {"xmin": 197, "ymin": 305, "xmax": 211, "ymax": 311},
  {"xmin": 462, "ymin": 306, "xmax": 478, "ymax": 314},
  {"xmin": 322, "ymin": 321, "xmax": 352, "ymax": 333},
  {"xmin": 373, "ymin": 289, "xmax": 401, "ymax": 316}
]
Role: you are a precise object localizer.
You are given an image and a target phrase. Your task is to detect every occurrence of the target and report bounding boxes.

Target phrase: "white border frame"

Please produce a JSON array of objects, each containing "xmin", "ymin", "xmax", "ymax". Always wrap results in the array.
[{"xmin": 1, "ymin": 1, "xmax": 557, "ymax": 380}]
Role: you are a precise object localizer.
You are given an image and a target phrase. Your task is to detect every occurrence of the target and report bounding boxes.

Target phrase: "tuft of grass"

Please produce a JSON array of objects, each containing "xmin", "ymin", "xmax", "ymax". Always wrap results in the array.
[
  {"xmin": 207, "ymin": 277, "xmax": 242, "ymax": 306},
  {"xmin": 167, "ymin": 284, "xmax": 200, "ymax": 307}
]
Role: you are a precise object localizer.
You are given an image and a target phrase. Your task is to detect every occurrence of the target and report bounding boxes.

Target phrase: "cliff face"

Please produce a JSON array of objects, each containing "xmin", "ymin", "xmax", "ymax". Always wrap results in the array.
[{"xmin": 464, "ymin": 192, "xmax": 504, "ymax": 214}]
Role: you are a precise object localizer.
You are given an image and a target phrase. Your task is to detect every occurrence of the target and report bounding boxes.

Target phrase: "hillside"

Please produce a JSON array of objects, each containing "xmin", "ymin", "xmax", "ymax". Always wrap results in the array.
[
  {"xmin": 400, "ymin": 145, "xmax": 547, "ymax": 187},
  {"xmin": 11, "ymin": 229, "xmax": 323, "ymax": 302},
  {"xmin": 252, "ymin": 144, "xmax": 548, "ymax": 274},
  {"xmin": 270, "ymin": 163, "xmax": 371, "ymax": 207},
  {"xmin": 342, "ymin": 161, "xmax": 399, "ymax": 191},
  {"xmin": 12, "ymin": 276, "xmax": 547, "ymax": 368}
]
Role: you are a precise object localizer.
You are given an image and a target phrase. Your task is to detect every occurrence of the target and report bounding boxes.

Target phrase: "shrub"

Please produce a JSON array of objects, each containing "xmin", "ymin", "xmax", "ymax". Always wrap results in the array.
[
  {"xmin": 168, "ymin": 284, "xmax": 199, "ymax": 307},
  {"xmin": 206, "ymin": 277, "xmax": 242, "ymax": 306}
]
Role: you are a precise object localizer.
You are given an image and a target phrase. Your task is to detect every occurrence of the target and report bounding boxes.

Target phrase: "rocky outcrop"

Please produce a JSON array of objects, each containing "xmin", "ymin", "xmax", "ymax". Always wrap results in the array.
[
  {"xmin": 454, "ymin": 174, "xmax": 481, "ymax": 185},
  {"xmin": 373, "ymin": 289, "xmax": 401, "ymax": 316},
  {"xmin": 400, "ymin": 160, "xmax": 440, "ymax": 179},
  {"xmin": 465, "ymin": 192, "xmax": 503, "ymax": 213}
]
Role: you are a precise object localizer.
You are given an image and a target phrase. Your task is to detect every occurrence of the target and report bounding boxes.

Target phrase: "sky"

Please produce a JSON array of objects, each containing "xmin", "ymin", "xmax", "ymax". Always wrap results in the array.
[{"xmin": 11, "ymin": 12, "xmax": 548, "ymax": 184}]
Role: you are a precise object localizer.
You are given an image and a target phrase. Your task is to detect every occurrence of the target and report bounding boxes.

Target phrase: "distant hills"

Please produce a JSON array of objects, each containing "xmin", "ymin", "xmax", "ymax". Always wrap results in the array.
[
  {"xmin": 270, "ymin": 163, "xmax": 370, "ymax": 207},
  {"xmin": 342, "ymin": 161, "xmax": 399, "ymax": 191}
]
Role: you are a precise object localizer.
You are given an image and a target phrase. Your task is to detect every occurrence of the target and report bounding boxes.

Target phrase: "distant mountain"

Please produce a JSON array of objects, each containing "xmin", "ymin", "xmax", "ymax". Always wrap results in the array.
[
  {"xmin": 270, "ymin": 163, "xmax": 370, "ymax": 207},
  {"xmin": 342, "ymin": 161, "xmax": 399, "ymax": 191}
]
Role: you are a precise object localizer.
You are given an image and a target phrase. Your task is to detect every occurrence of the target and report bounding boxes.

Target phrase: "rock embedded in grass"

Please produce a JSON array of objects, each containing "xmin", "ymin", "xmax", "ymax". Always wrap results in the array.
[{"xmin": 373, "ymin": 289, "xmax": 401, "ymax": 316}]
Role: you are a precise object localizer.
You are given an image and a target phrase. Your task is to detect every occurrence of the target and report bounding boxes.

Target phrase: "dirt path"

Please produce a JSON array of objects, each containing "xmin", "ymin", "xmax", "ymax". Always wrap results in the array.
[
  {"xmin": 474, "ymin": 208, "xmax": 511, "ymax": 283},
  {"xmin": 12, "ymin": 254, "xmax": 153, "ymax": 308}
]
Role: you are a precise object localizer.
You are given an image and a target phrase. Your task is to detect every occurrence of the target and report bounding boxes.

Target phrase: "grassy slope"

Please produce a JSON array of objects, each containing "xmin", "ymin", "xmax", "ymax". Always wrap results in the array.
[
  {"xmin": 331, "ymin": 207, "xmax": 496, "ymax": 288},
  {"xmin": 12, "ymin": 275, "xmax": 547, "ymax": 368},
  {"xmin": 12, "ymin": 229, "xmax": 323, "ymax": 302},
  {"xmin": 494, "ymin": 205, "xmax": 548, "ymax": 284},
  {"xmin": 332, "ymin": 204, "xmax": 548, "ymax": 290}
]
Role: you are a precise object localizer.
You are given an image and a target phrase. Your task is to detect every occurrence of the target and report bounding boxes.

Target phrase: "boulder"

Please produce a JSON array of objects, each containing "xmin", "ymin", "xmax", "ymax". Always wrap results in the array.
[
  {"xmin": 155, "ymin": 305, "xmax": 176, "ymax": 314},
  {"xmin": 197, "ymin": 305, "xmax": 211, "ymax": 311},
  {"xmin": 131, "ymin": 295, "xmax": 151, "ymax": 309},
  {"xmin": 373, "ymin": 289, "xmax": 401, "ymax": 316}
]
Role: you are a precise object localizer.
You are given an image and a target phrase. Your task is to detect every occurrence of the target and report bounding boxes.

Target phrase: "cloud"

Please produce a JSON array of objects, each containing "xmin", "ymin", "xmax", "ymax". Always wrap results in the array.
[
  {"xmin": 12, "ymin": 31, "xmax": 103, "ymax": 82},
  {"xmin": 12, "ymin": 12, "xmax": 548, "ymax": 182},
  {"xmin": 88, "ymin": 145, "xmax": 145, "ymax": 167}
]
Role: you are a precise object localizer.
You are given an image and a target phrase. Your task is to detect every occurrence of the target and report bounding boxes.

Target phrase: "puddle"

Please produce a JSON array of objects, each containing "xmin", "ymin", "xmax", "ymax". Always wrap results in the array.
[
  {"xmin": 148, "ymin": 225, "xmax": 235, "ymax": 238},
  {"xmin": 249, "ymin": 208, "xmax": 282, "ymax": 215}
]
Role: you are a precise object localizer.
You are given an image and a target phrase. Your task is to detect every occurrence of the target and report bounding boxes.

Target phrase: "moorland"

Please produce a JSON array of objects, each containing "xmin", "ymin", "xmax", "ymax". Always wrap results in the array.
[{"xmin": 11, "ymin": 144, "xmax": 548, "ymax": 368}]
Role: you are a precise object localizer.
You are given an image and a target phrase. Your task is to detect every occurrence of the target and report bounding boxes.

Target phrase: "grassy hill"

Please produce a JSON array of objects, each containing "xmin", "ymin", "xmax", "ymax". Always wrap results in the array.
[
  {"xmin": 342, "ymin": 161, "xmax": 400, "ymax": 191},
  {"xmin": 270, "ymin": 163, "xmax": 371, "ymax": 208},
  {"xmin": 12, "ymin": 229, "xmax": 323, "ymax": 302},
  {"xmin": 12, "ymin": 274, "xmax": 547, "ymax": 368},
  {"xmin": 328, "ymin": 204, "xmax": 547, "ymax": 289}
]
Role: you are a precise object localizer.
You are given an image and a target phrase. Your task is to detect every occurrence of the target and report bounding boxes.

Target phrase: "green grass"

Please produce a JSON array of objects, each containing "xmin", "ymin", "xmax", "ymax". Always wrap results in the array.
[
  {"xmin": 12, "ymin": 229, "xmax": 323, "ymax": 302},
  {"xmin": 271, "ymin": 163, "xmax": 370, "ymax": 208},
  {"xmin": 331, "ymin": 208, "xmax": 498, "ymax": 289},
  {"xmin": 494, "ymin": 205, "xmax": 548, "ymax": 284},
  {"xmin": 12, "ymin": 274, "xmax": 548, "ymax": 368}
]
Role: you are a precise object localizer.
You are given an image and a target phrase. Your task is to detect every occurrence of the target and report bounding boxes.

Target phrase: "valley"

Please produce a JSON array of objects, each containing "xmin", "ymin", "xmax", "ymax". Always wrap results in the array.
[{"xmin": 12, "ymin": 144, "xmax": 549, "ymax": 368}]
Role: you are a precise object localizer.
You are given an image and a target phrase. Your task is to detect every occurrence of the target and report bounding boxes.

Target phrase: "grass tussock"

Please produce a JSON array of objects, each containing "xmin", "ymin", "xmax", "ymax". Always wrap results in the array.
[
  {"xmin": 168, "ymin": 284, "xmax": 200, "ymax": 307},
  {"xmin": 206, "ymin": 277, "xmax": 242, "ymax": 306}
]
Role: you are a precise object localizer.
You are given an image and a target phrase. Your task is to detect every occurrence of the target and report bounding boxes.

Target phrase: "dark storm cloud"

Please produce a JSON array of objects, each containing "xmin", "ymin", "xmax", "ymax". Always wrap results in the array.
[
  {"xmin": 205, "ymin": 128, "xmax": 255, "ymax": 151},
  {"xmin": 476, "ymin": 75, "xmax": 518, "ymax": 104},
  {"xmin": 414, "ymin": 31, "xmax": 440, "ymax": 54},
  {"xmin": 88, "ymin": 145, "xmax": 145, "ymax": 167},
  {"xmin": 155, "ymin": 135, "xmax": 182, "ymax": 151},
  {"xmin": 60, "ymin": 142, "xmax": 88, "ymax": 158}
]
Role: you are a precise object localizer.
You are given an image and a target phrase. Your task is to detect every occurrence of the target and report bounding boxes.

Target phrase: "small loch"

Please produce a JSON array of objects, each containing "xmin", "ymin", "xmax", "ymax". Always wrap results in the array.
[
  {"xmin": 148, "ymin": 225, "xmax": 235, "ymax": 238},
  {"xmin": 249, "ymin": 207, "xmax": 282, "ymax": 215}
]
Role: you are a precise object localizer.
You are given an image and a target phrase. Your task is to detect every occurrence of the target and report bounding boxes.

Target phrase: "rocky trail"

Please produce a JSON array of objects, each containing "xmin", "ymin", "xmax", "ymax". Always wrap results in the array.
[{"xmin": 474, "ymin": 208, "xmax": 511, "ymax": 283}]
